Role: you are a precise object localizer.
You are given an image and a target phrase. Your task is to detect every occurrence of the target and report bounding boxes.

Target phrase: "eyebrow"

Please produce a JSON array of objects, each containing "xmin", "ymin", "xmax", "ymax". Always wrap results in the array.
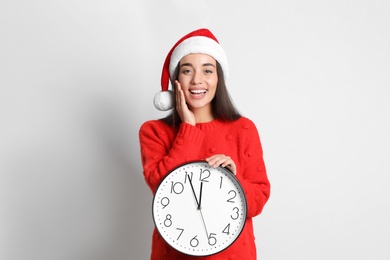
[{"xmin": 180, "ymin": 63, "xmax": 216, "ymax": 68}]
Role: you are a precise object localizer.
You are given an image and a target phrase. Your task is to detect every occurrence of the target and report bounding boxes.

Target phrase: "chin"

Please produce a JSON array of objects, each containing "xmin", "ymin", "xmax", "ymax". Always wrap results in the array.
[{"xmin": 189, "ymin": 102, "xmax": 210, "ymax": 110}]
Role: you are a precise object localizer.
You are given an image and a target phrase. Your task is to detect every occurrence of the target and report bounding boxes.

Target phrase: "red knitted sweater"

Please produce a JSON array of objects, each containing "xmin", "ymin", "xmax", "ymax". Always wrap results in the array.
[{"xmin": 139, "ymin": 117, "xmax": 270, "ymax": 260}]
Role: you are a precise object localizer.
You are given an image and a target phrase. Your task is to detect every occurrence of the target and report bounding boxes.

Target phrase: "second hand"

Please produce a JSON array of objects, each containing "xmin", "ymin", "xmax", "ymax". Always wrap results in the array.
[
  {"xmin": 199, "ymin": 208, "xmax": 209, "ymax": 239},
  {"xmin": 198, "ymin": 182, "xmax": 208, "ymax": 238}
]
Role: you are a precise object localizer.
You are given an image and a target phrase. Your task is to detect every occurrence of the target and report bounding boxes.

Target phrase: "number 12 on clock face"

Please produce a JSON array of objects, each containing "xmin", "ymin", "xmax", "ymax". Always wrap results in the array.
[{"xmin": 152, "ymin": 161, "xmax": 248, "ymax": 256}]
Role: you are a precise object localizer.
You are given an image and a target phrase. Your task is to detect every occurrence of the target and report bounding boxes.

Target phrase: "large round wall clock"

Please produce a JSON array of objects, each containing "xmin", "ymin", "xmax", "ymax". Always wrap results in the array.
[{"xmin": 152, "ymin": 161, "xmax": 248, "ymax": 256}]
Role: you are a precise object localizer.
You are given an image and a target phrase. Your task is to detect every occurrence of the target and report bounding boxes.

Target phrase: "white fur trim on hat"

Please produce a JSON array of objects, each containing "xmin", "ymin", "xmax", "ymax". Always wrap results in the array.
[{"xmin": 168, "ymin": 36, "xmax": 229, "ymax": 82}]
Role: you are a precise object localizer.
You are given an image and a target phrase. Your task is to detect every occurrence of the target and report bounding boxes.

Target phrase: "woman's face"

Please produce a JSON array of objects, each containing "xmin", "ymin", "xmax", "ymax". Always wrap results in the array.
[{"xmin": 177, "ymin": 53, "xmax": 218, "ymax": 113}]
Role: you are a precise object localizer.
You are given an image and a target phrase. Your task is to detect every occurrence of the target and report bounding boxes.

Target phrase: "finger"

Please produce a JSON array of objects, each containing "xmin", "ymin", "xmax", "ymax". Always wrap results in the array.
[
  {"xmin": 206, "ymin": 155, "xmax": 222, "ymax": 164},
  {"xmin": 216, "ymin": 158, "xmax": 232, "ymax": 168},
  {"xmin": 175, "ymin": 81, "xmax": 181, "ymax": 104},
  {"xmin": 207, "ymin": 155, "xmax": 230, "ymax": 168},
  {"xmin": 220, "ymin": 159, "xmax": 233, "ymax": 168},
  {"xmin": 175, "ymin": 80, "xmax": 181, "ymax": 91},
  {"xmin": 175, "ymin": 81, "xmax": 187, "ymax": 107},
  {"xmin": 205, "ymin": 154, "xmax": 223, "ymax": 162},
  {"xmin": 220, "ymin": 159, "xmax": 236, "ymax": 175},
  {"xmin": 206, "ymin": 155, "xmax": 236, "ymax": 175},
  {"xmin": 224, "ymin": 164, "xmax": 237, "ymax": 175}
]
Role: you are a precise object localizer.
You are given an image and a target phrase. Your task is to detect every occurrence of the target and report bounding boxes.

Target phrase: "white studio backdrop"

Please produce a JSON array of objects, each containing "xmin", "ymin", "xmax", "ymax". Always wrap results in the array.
[{"xmin": 1, "ymin": 1, "xmax": 389, "ymax": 259}]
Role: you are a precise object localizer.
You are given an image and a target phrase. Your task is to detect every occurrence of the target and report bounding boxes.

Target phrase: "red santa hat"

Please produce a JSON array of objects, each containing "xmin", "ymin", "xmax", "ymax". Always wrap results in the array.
[{"xmin": 154, "ymin": 28, "xmax": 229, "ymax": 111}]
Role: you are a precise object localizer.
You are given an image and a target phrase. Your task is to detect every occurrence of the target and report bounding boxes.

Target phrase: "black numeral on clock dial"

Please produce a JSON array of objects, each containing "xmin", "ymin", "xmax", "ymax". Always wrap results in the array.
[
  {"xmin": 231, "ymin": 207, "xmax": 239, "ymax": 220},
  {"xmin": 164, "ymin": 214, "xmax": 172, "ymax": 227},
  {"xmin": 208, "ymin": 233, "xmax": 217, "ymax": 246},
  {"xmin": 184, "ymin": 171, "xmax": 193, "ymax": 183},
  {"xmin": 170, "ymin": 181, "xmax": 184, "ymax": 194},
  {"xmin": 161, "ymin": 197, "xmax": 170, "ymax": 209},
  {"xmin": 199, "ymin": 169, "xmax": 211, "ymax": 182},
  {"xmin": 176, "ymin": 228, "xmax": 184, "ymax": 240},
  {"xmin": 222, "ymin": 223, "xmax": 230, "ymax": 235},
  {"xmin": 190, "ymin": 236, "xmax": 199, "ymax": 247},
  {"xmin": 227, "ymin": 190, "xmax": 237, "ymax": 203}
]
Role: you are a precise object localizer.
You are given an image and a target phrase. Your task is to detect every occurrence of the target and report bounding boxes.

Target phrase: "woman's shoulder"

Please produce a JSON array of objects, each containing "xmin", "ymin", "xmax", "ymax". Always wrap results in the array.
[
  {"xmin": 221, "ymin": 117, "xmax": 260, "ymax": 138},
  {"xmin": 139, "ymin": 119, "xmax": 172, "ymax": 133},
  {"xmin": 230, "ymin": 116, "xmax": 258, "ymax": 129},
  {"xmin": 140, "ymin": 119, "xmax": 164, "ymax": 127}
]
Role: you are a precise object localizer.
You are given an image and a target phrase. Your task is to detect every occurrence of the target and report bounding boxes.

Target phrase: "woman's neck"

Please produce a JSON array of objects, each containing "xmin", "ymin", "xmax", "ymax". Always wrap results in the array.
[{"xmin": 192, "ymin": 106, "xmax": 215, "ymax": 123}]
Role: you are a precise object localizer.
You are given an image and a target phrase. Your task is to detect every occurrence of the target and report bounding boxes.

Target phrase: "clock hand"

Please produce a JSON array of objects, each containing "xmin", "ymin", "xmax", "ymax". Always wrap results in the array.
[
  {"xmin": 197, "ymin": 182, "xmax": 209, "ymax": 239},
  {"xmin": 198, "ymin": 182, "xmax": 203, "ymax": 210},
  {"xmin": 187, "ymin": 174, "xmax": 200, "ymax": 208},
  {"xmin": 188, "ymin": 176, "xmax": 208, "ymax": 238},
  {"xmin": 199, "ymin": 209, "xmax": 209, "ymax": 239}
]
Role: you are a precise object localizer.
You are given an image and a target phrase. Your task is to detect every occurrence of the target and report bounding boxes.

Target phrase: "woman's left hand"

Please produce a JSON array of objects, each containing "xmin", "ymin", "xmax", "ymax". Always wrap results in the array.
[{"xmin": 206, "ymin": 154, "xmax": 237, "ymax": 175}]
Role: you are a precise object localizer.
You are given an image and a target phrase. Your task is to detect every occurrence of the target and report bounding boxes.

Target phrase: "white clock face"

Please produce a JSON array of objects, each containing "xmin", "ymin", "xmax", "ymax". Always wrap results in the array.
[{"xmin": 152, "ymin": 161, "xmax": 247, "ymax": 256}]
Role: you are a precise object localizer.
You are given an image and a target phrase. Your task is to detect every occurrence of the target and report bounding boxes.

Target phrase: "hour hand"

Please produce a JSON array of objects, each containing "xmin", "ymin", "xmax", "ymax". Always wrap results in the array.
[
  {"xmin": 198, "ymin": 182, "xmax": 203, "ymax": 210},
  {"xmin": 187, "ymin": 175, "xmax": 200, "ymax": 208}
]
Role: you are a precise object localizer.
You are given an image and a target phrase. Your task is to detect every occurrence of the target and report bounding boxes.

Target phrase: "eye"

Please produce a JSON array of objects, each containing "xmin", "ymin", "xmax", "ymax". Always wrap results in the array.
[
  {"xmin": 203, "ymin": 65, "xmax": 216, "ymax": 74},
  {"xmin": 181, "ymin": 68, "xmax": 193, "ymax": 74}
]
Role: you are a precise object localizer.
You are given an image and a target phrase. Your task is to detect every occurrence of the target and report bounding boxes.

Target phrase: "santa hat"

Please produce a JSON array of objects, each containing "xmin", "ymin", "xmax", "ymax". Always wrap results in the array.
[{"xmin": 154, "ymin": 28, "xmax": 229, "ymax": 111}]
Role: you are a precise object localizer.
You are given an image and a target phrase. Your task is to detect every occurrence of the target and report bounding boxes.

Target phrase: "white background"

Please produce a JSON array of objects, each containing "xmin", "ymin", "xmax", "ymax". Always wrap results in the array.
[{"xmin": 1, "ymin": 0, "xmax": 389, "ymax": 259}]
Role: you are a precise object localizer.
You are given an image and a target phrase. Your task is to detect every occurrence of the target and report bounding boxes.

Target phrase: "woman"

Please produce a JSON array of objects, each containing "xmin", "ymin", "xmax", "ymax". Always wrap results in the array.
[{"xmin": 139, "ymin": 28, "xmax": 270, "ymax": 259}]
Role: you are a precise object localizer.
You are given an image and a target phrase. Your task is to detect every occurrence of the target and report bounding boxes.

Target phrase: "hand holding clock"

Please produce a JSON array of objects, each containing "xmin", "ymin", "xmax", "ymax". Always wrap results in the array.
[{"xmin": 206, "ymin": 154, "xmax": 237, "ymax": 175}]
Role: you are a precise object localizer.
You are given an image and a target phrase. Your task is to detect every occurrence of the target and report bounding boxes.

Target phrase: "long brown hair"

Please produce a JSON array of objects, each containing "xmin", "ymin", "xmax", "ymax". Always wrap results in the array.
[{"xmin": 161, "ymin": 61, "xmax": 241, "ymax": 127}]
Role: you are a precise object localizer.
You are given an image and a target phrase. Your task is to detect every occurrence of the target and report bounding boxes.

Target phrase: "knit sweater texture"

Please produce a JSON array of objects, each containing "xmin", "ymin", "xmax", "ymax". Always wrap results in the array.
[{"xmin": 139, "ymin": 117, "xmax": 270, "ymax": 260}]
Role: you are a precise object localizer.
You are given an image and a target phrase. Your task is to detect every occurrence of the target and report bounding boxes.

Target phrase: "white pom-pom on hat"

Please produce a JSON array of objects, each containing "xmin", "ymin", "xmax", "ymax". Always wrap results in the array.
[
  {"xmin": 154, "ymin": 90, "xmax": 174, "ymax": 111},
  {"xmin": 154, "ymin": 28, "xmax": 228, "ymax": 111}
]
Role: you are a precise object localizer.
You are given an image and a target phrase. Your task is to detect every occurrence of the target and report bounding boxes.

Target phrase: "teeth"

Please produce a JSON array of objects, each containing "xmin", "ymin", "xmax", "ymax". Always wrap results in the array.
[{"xmin": 190, "ymin": 90, "xmax": 206, "ymax": 94}]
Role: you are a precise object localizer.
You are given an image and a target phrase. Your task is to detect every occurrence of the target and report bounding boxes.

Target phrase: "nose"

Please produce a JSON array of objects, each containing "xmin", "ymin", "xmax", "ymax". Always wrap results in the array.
[{"xmin": 190, "ymin": 70, "xmax": 202, "ymax": 85}]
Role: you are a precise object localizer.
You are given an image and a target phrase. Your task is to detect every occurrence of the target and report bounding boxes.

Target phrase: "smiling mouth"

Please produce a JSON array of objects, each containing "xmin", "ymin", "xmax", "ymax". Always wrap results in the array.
[{"xmin": 190, "ymin": 89, "xmax": 207, "ymax": 95}]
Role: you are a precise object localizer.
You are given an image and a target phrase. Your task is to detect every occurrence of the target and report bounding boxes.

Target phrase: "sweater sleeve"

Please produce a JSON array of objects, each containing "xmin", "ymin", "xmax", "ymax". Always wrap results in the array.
[
  {"xmin": 236, "ymin": 119, "xmax": 271, "ymax": 218},
  {"xmin": 139, "ymin": 120, "xmax": 205, "ymax": 192}
]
